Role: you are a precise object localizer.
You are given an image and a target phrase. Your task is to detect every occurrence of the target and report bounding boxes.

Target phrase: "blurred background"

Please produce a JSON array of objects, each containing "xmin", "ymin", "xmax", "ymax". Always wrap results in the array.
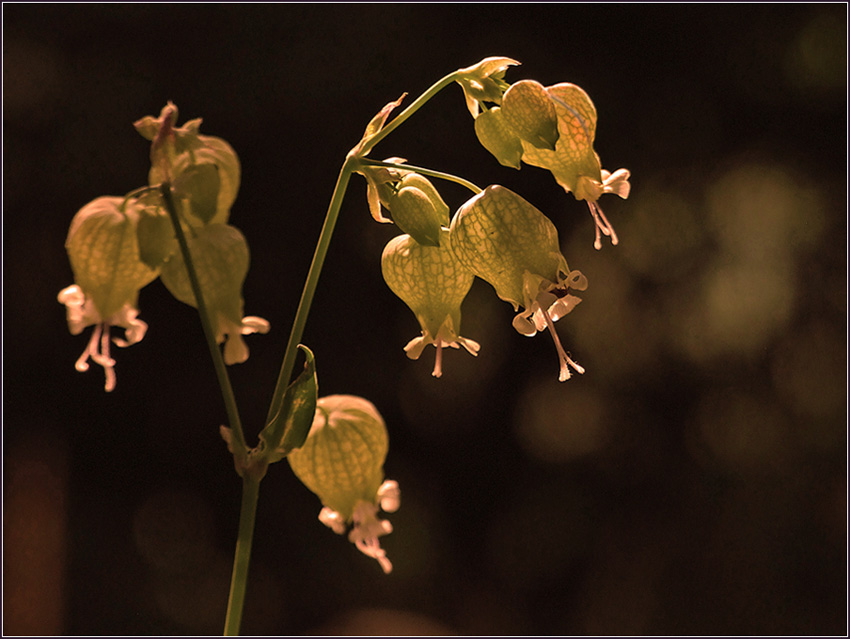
[{"xmin": 3, "ymin": 3, "xmax": 846, "ymax": 636}]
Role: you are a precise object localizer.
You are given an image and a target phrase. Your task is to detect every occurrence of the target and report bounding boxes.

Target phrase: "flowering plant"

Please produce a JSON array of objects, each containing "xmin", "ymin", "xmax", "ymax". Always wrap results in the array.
[{"xmin": 58, "ymin": 57, "xmax": 629, "ymax": 635}]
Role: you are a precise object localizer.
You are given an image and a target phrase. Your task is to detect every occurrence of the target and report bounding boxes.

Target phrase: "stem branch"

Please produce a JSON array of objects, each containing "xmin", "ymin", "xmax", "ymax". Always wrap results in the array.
[{"xmin": 160, "ymin": 184, "xmax": 248, "ymax": 456}]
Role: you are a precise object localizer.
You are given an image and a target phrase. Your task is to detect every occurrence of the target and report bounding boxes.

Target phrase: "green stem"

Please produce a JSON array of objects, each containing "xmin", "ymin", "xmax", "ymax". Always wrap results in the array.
[
  {"xmin": 357, "ymin": 70, "xmax": 461, "ymax": 157},
  {"xmin": 223, "ymin": 475, "xmax": 260, "ymax": 636},
  {"xmin": 358, "ymin": 158, "xmax": 482, "ymax": 194},
  {"xmin": 265, "ymin": 158, "xmax": 357, "ymax": 424},
  {"xmin": 159, "ymin": 184, "xmax": 248, "ymax": 457}
]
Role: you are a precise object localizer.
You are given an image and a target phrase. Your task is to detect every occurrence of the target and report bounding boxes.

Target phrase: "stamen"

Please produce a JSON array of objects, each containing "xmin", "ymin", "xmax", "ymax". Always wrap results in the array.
[
  {"xmin": 587, "ymin": 201, "xmax": 619, "ymax": 249},
  {"xmin": 432, "ymin": 342, "xmax": 443, "ymax": 378},
  {"xmin": 74, "ymin": 324, "xmax": 101, "ymax": 372},
  {"xmin": 540, "ymin": 306, "xmax": 585, "ymax": 382}
]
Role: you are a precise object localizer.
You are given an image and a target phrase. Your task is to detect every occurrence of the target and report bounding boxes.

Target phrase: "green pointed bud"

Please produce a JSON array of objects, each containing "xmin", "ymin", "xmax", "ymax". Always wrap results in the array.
[
  {"xmin": 259, "ymin": 345, "xmax": 318, "ymax": 464},
  {"xmin": 500, "ymin": 79, "xmax": 559, "ymax": 150},
  {"xmin": 288, "ymin": 395, "xmax": 400, "ymax": 574},
  {"xmin": 450, "ymin": 185, "xmax": 587, "ymax": 381},
  {"xmin": 388, "ymin": 186, "xmax": 443, "ymax": 247},
  {"xmin": 456, "ymin": 56, "xmax": 521, "ymax": 117},
  {"xmin": 60, "ymin": 196, "xmax": 158, "ymax": 391},
  {"xmin": 160, "ymin": 224, "xmax": 269, "ymax": 364},
  {"xmin": 66, "ymin": 196, "xmax": 159, "ymax": 319},
  {"xmin": 355, "ymin": 157, "xmax": 409, "ymax": 223},
  {"xmin": 381, "ymin": 229, "xmax": 479, "ymax": 377},
  {"xmin": 398, "ymin": 173, "xmax": 450, "ymax": 226},
  {"xmin": 474, "ymin": 107, "xmax": 523, "ymax": 169}
]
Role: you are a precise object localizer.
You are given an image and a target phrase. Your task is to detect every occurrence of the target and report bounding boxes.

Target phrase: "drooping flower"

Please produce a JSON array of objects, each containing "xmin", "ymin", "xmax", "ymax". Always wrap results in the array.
[
  {"xmin": 159, "ymin": 223, "xmax": 269, "ymax": 364},
  {"xmin": 382, "ymin": 229, "xmax": 480, "ymax": 377},
  {"xmin": 60, "ymin": 196, "xmax": 159, "ymax": 391},
  {"xmin": 470, "ymin": 77, "xmax": 631, "ymax": 249},
  {"xmin": 287, "ymin": 395, "xmax": 400, "ymax": 574},
  {"xmin": 450, "ymin": 185, "xmax": 587, "ymax": 381}
]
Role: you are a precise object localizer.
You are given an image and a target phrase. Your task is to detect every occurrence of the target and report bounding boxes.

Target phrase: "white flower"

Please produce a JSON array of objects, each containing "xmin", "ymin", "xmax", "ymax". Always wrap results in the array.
[
  {"xmin": 57, "ymin": 285, "xmax": 147, "ymax": 392},
  {"xmin": 575, "ymin": 168, "xmax": 632, "ymax": 250},
  {"xmin": 316, "ymin": 479, "xmax": 401, "ymax": 574},
  {"xmin": 218, "ymin": 315, "xmax": 270, "ymax": 365}
]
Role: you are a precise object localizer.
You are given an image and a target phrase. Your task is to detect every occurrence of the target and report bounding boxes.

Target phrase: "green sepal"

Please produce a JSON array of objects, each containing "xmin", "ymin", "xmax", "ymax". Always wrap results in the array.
[
  {"xmin": 159, "ymin": 223, "xmax": 249, "ymax": 325},
  {"xmin": 389, "ymin": 186, "xmax": 443, "ymax": 247},
  {"xmin": 65, "ymin": 196, "xmax": 160, "ymax": 318},
  {"xmin": 474, "ymin": 107, "xmax": 523, "ymax": 169},
  {"xmin": 136, "ymin": 206, "xmax": 176, "ymax": 270},
  {"xmin": 500, "ymin": 79, "xmax": 559, "ymax": 150},
  {"xmin": 172, "ymin": 163, "xmax": 221, "ymax": 225},
  {"xmin": 450, "ymin": 185, "xmax": 568, "ymax": 310},
  {"xmin": 259, "ymin": 345, "xmax": 318, "ymax": 464},
  {"xmin": 455, "ymin": 56, "xmax": 520, "ymax": 117}
]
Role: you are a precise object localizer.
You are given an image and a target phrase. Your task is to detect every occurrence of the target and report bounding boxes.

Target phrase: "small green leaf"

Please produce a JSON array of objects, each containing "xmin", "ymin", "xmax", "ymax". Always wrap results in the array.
[
  {"xmin": 137, "ymin": 207, "xmax": 176, "ymax": 270},
  {"xmin": 172, "ymin": 163, "xmax": 221, "ymax": 225},
  {"xmin": 260, "ymin": 345, "xmax": 318, "ymax": 463}
]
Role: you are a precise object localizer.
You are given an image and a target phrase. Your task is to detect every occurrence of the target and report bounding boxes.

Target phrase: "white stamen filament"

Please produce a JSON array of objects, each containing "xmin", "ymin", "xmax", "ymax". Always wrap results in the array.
[
  {"xmin": 587, "ymin": 201, "xmax": 619, "ymax": 250},
  {"xmin": 540, "ymin": 305, "xmax": 585, "ymax": 382},
  {"xmin": 432, "ymin": 342, "xmax": 443, "ymax": 378},
  {"xmin": 75, "ymin": 324, "xmax": 117, "ymax": 391}
]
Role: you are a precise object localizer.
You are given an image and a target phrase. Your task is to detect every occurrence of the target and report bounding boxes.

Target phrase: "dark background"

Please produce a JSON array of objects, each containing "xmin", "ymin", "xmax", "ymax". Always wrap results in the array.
[{"xmin": 3, "ymin": 3, "xmax": 847, "ymax": 636}]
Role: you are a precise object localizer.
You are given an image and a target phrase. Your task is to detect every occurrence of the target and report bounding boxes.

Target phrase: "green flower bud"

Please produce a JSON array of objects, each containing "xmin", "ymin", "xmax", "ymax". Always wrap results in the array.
[
  {"xmin": 382, "ymin": 229, "xmax": 480, "ymax": 377},
  {"xmin": 500, "ymin": 79, "xmax": 559, "ymax": 150},
  {"xmin": 387, "ymin": 186, "xmax": 443, "ymax": 248},
  {"xmin": 288, "ymin": 395, "xmax": 400, "ymax": 574},
  {"xmin": 455, "ymin": 56, "xmax": 520, "ymax": 117},
  {"xmin": 474, "ymin": 107, "xmax": 523, "ymax": 169},
  {"xmin": 398, "ymin": 173, "xmax": 450, "ymax": 226},
  {"xmin": 160, "ymin": 224, "xmax": 269, "ymax": 364},
  {"xmin": 450, "ymin": 185, "xmax": 587, "ymax": 381}
]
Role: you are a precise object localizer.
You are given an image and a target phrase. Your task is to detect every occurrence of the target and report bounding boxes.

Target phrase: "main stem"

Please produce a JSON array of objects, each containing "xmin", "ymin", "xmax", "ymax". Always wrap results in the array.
[
  {"xmin": 160, "ymin": 184, "xmax": 256, "ymax": 636},
  {"xmin": 223, "ymin": 475, "xmax": 260, "ymax": 636}
]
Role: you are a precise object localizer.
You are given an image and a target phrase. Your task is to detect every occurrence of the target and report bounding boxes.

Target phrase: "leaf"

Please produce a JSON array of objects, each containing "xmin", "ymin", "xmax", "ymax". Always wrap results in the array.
[
  {"xmin": 260, "ymin": 345, "xmax": 318, "ymax": 463},
  {"xmin": 136, "ymin": 207, "xmax": 176, "ymax": 270},
  {"xmin": 349, "ymin": 94, "xmax": 407, "ymax": 157},
  {"xmin": 172, "ymin": 163, "xmax": 221, "ymax": 224}
]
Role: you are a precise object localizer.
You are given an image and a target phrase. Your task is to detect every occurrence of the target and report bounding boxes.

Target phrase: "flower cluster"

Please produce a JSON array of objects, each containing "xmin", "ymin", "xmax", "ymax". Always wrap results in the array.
[
  {"xmin": 353, "ymin": 59, "xmax": 630, "ymax": 381},
  {"xmin": 58, "ymin": 104, "xmax": 268, "ymax": 390},
  {"xmin": 460, "ymin": 62, "xmax": 631, "ymax": 250}
]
